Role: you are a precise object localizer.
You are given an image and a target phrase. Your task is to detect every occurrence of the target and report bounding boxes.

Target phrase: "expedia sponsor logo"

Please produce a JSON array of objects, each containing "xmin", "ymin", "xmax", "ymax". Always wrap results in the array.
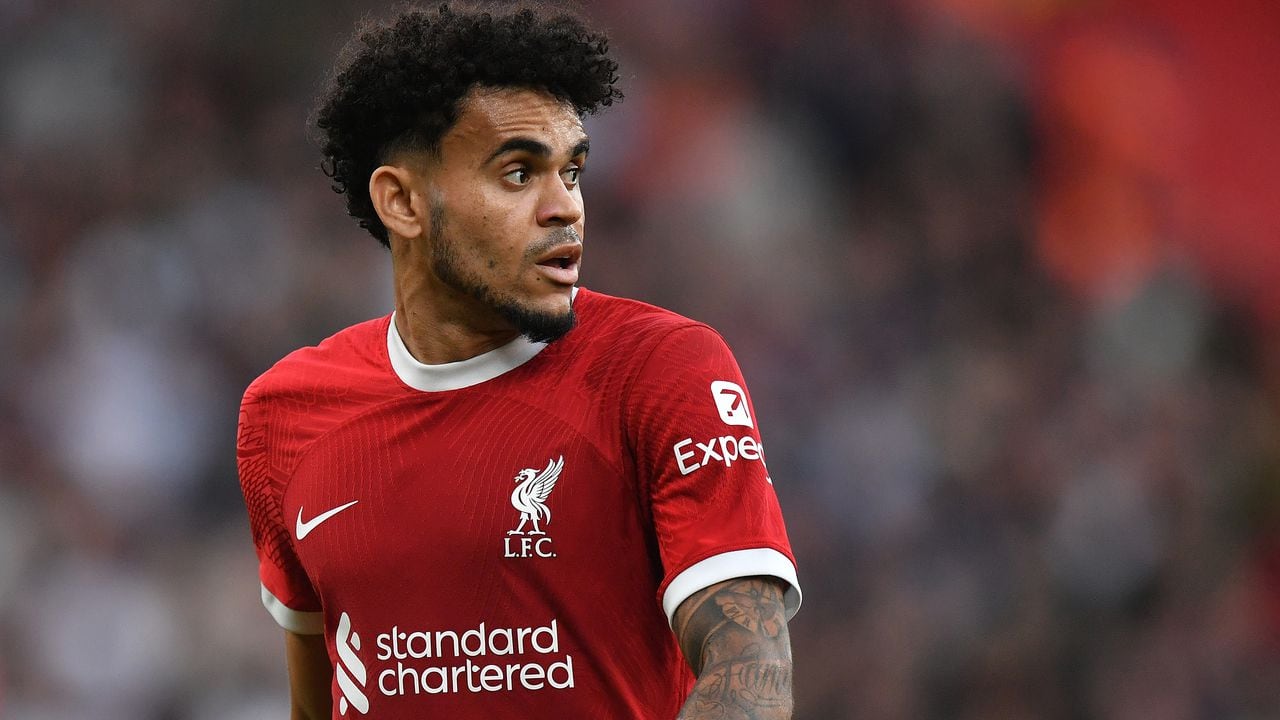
[
  {"xmin": 711, "ymin": 380, "xmax": 753, "ymax": 428},
  {"xmin": 672, "ymin": 434, "xmax": 766, "ymax": 476},
  {"xmin": 336, "ymin": 615, "xmax": 576, "ymax": 709}
]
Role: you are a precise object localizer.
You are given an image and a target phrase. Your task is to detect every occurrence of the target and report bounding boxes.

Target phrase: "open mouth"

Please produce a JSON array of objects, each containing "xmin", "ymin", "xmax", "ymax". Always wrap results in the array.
[
  {"xmin": 535, "ymin": 243, "xmax": 582, "ymax": 271},
  {"xmin": 534, "ymin": 246, "xmax": 581, "ymax": 286}
]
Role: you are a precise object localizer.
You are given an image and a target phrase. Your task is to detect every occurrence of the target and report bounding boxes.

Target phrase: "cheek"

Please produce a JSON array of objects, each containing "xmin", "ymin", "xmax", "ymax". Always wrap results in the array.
[
  {"xmin": 458, "ymin": 193, "xmax": 505, "ymax": 248},
  {"xmin": 467, "ymin": 195, "xmax": 528, "ymax": 268}
]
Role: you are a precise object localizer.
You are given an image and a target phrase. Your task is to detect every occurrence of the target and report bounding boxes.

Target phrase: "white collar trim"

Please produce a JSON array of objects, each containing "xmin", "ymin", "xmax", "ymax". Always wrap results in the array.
[{"xmin": 386, "ymin": 312, "xmax": 547, "ymax": 392}]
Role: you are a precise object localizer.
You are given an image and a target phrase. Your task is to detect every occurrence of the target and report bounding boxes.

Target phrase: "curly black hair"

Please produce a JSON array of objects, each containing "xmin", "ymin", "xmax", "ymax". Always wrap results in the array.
[{"xmin": 313, "ymin": 2, "xmax": 622, "ymax": 246}]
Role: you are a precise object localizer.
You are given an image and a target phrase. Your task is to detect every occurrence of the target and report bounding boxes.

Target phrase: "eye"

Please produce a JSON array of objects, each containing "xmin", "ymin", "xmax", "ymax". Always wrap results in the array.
[
  {"xmin": 561, "ymin": 166, "xmax": 582, "ymax": 188},
  {"xmin": 503, "ymin": 168, "xmax": 532, "ymax": 186}
]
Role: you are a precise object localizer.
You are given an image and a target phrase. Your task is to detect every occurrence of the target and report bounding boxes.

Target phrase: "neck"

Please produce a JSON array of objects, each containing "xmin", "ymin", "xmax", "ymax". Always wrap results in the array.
[
  {"xmin": 392, "ymin": 300, "xmax": 520, "ymax": 365},
  {"xmin": 391, "ymin": 244, "xmax": 520, "ymax": 366}
]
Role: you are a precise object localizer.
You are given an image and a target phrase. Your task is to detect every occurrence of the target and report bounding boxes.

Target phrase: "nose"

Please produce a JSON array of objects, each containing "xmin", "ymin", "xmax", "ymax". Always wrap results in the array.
[{"xmin": 536, "ymin": 175, "xmax": 583, "ymax": 228}]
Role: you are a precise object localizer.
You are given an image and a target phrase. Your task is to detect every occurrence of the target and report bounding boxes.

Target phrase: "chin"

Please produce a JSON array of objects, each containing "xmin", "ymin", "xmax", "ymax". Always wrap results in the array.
[{"xmin": 495, "ymin": 294, "xmax": 577, "ymax": 344}]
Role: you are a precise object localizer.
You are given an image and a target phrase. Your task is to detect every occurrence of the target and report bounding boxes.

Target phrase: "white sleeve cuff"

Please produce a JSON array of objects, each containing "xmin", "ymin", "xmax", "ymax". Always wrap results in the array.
[
  {"xmin": 661, "ymin": 548, "xmax": 802, "ymax": 627},
  {"xmin": 261, "ymin": 584, "xmax": 324, "ymax": 635}
]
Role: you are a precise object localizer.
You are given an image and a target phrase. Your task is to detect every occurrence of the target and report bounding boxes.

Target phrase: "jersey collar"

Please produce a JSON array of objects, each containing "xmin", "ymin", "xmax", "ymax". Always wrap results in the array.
[{"xmin": 386, "ymin": 288, "xmax": 578, "ymax": 391}]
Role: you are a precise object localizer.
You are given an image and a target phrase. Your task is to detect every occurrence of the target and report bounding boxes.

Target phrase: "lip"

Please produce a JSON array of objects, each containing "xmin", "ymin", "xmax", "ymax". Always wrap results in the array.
[{"xmin": 534, "ymin": 242, "xmax": 582, "ymax": 286}]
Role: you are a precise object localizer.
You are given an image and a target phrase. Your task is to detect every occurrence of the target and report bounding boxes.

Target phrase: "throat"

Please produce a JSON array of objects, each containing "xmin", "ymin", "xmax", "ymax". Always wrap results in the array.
[{"xmin": 393, "ymin": 308, "xmax": 522, "ymax": 365}]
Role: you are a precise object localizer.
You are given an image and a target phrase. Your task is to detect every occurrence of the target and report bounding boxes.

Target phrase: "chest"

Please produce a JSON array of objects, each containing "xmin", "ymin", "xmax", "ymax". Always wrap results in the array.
[{"xmin": 281, "ymin": 392, "xmax": 650, "ymax": 607}]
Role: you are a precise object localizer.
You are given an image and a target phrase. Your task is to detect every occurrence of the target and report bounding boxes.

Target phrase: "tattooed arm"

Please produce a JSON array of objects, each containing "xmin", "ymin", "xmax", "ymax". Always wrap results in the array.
[{"xmin": 672, "ymin": 576, "xmax": 793, "ymax": 720}]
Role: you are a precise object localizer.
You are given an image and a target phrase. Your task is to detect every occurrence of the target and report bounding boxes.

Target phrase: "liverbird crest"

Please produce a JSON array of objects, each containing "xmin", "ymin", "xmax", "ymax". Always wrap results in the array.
[{"xmin": 506, "ymin": 456, "xmax": 563, "ymax": 536}]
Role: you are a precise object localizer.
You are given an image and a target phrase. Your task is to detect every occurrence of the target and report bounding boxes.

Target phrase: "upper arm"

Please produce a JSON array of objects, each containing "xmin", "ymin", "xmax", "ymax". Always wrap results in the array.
[
  {"xmin": 285, "ymin": 630, "xmax": 333, "ymax": 720},
  {"xmin": 624, "ymin": 325, "xmax": 802, "ymax": 622},
  {"xmin": 239, "ymin": 385, "xmax": 324, "ymax": 626},
  {"xmin": 672, "ymin": 576, "xmax": 794, "ymax": 718}
]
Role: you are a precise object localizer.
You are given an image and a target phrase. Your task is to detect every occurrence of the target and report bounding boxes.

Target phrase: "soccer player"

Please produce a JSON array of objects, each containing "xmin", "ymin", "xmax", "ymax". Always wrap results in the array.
[{"xmin": 236, "ymin": 4, "xmax": 801, "ymax": 718}]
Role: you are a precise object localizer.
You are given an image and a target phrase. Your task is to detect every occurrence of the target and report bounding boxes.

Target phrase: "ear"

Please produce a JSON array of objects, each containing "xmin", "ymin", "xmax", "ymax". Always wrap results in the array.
[{"xmin": 369, "ymin": 164, "xmax": 426, "ymax": 241}]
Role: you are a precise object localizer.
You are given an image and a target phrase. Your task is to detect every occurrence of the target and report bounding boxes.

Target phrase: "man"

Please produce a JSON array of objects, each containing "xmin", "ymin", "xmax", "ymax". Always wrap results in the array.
[{"xmin": 236, "ymin": 4, "xmax": 801, "ymax": 718}]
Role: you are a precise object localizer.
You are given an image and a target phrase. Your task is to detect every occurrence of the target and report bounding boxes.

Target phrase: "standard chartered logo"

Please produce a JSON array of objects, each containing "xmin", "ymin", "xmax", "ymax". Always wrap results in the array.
[
  {"xmin": 333, "ymin": 613, "xmax": 574, "ymax": 711},
  {"xmin": 336, "ymin": 612, "xmax": 370, "ymax": 715}
]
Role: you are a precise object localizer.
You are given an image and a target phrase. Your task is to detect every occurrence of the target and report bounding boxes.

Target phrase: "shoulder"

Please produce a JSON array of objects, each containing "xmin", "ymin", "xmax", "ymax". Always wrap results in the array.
[
  {"xmin": 573, "ymin": 287, "xmax": 721, "ymax": 357},
  {"xmin": 239, "ymin": 315, "xmax": 403, "ymax": 447},
  {"xmin": 560, "ymin": 290, "xmax": 743, "ymax": 419},
  {"xmin": 575, "ymin": 287, "xmax": 702, "ymax": 332},
  {"xmin": 572, "ymin": 288, "xmax": 740, "ymax": 368},
  {"xmin": 243, "ymin": 315, "xmax": 392, "ymax": 406}
]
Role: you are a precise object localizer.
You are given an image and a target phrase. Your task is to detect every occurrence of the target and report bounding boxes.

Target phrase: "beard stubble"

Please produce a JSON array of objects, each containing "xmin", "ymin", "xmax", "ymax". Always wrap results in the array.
[{"xmin": 428, "ymin": 199, "xmax": 578, "ymax": 344}]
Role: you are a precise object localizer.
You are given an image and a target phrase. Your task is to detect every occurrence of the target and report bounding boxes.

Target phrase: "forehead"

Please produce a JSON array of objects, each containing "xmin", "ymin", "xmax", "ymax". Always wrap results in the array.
[{"xmin": 445, "ymin": 86, "xmax": 585, "ymax": 160}]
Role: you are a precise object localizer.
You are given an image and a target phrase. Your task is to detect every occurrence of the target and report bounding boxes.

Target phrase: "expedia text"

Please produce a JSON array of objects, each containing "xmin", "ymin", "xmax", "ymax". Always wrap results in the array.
[{"xmin": 673, "ymin": 434, "xmax": 765, "ymax": 476}]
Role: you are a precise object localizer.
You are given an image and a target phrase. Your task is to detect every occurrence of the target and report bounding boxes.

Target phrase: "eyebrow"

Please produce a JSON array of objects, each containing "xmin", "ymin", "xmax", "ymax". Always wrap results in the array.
[{"xmin": 485, "ymin": 136, "xmax": 590, "ymax": 165}]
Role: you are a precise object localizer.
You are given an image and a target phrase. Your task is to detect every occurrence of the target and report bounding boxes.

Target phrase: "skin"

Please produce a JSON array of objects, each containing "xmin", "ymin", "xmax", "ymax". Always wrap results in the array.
[
  {"xmin": 673, "ymin": 577, "xmax": 794, "ymax": 720},
  {"xmin": 370, "ymin": 85, "xmax": 589, "ymax": 364},
  {"xmin": 285, "ymin": 631, "xmax": 332, "ymax": 719},
  {"xmin": 286, "ymin": 86, "xmax": 793, "ymax": 718}
]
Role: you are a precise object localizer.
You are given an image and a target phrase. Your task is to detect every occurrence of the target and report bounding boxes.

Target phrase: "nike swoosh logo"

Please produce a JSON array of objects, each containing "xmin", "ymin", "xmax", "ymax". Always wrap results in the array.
[{"xmin": 296, "ymin": 500, "xmax": 359, "ymax": 540}]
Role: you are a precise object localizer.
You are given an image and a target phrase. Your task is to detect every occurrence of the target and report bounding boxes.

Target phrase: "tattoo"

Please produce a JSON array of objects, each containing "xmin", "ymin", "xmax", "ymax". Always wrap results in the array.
[{"xmin": 674, "ymin": 577, "xmax": 793, "ymax": 720}]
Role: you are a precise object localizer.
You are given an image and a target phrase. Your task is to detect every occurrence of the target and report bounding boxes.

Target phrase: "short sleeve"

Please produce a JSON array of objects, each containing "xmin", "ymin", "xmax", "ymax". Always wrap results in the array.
[
  {"xmin": 626, "ymin": 325, "xmax": 802, "ymax": 626},
  {"xmin": 237, "ymin": 386, "xmax": 324, "ymax": 634}
]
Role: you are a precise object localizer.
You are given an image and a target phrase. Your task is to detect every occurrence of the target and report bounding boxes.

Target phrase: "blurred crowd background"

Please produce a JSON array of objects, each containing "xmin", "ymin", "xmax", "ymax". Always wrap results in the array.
[{"xmin": 2, "ymin": 0, "xmax": 1280, "ymax": 717}]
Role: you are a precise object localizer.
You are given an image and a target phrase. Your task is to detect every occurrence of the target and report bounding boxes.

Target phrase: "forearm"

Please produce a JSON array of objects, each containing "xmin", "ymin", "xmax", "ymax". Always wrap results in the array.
[
  {"xmin": 676, "ymin": 653, "xmax": 793, "ymax": 719},
  {"xmin": 285, "ymin": 631, "xmax": 334, "ymax": 720},
  {"xmin": 674, "ymin": 577, "xmax": 794, "ymax": 720}
]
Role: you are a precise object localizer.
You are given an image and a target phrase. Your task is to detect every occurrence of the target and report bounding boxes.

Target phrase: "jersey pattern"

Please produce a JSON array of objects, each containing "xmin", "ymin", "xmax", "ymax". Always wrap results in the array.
[{"xmin": 237, "ymin": 288, "xmax": 800, "ymax": 719}]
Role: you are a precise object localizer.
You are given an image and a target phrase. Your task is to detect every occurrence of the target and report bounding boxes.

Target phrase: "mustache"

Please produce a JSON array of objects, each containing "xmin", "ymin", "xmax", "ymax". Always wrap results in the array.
[{"xmin": 524, "ymin": 227, "xmax": 582, "ymax": 260}]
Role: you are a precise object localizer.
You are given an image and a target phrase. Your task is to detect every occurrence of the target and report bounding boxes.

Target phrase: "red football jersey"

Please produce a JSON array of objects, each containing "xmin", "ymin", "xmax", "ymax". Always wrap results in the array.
[{"xmin": 237, "ymin": 288, "xmax": 801, "ymax": 719}]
